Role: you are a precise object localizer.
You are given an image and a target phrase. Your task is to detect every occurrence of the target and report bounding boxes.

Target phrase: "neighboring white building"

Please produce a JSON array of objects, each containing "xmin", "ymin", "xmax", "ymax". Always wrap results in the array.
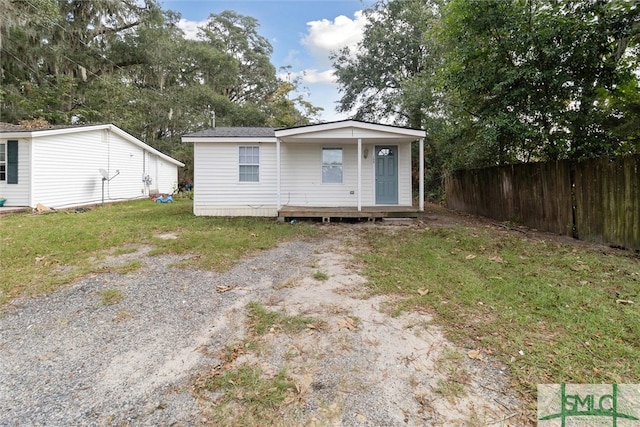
[
  {"xmin": 0, "ymin": 123, "xmax": 184, "ymax": 208},
  {"xmin": 183, "ymin": 120, "xmax": 426, "ymax": 218}
]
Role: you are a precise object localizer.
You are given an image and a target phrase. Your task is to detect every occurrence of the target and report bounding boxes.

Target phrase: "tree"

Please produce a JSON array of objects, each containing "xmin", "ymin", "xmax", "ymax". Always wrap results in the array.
[
  {"xmin": 438, "ymin": 0, "xmax": 640, "ymax": 167},
  {"xmin": 0, "ymin": 0, "xmax": 162, "ymax": 122},
  {"xmin": 332, "ymin": 0, "xmax": 444, "ymax": 198},
  {"xmin": 197, "ymin": 11, "xmax": 278, "ymax": 105},
  {"xmin": 332, "ymin": 0, "xmax": 440, "ymax": 129},
  {"xmin": 0, "ymin": 2, "xmax": 322, "ymax": 186}
]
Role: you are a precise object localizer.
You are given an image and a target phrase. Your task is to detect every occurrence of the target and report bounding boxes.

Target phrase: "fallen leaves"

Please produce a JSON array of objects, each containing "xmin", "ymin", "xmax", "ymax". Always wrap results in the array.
[
  {"xmin": 337, "ymin": 316, "xmax": 357, "ymax": 331},
  {"xmin": 467, "ymin": 349, "xmax": 483, "ymax": 361}
]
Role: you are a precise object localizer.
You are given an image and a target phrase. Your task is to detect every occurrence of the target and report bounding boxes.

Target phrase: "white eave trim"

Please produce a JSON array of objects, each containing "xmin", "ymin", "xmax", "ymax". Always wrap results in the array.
[
  {"xmin": 274, "ymin": 120, "xmax": 425, "ymax": 138},
  {"xmin": 182, "ymin": 137, "xmax": 279, "ymax": 144}
]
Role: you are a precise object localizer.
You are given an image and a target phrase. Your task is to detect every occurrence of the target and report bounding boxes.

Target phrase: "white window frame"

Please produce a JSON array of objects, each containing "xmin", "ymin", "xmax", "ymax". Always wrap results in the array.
[
  {"xmin": 238, "ymin": 146, "xmax": 260, "ymax": 183},
  {"xmin": 0, "ymin": 143, "xmax": 5, "ymax": 181},
  {"xmin": 322, "ymin": 147, "xmax": 343, "ymax": 184}
]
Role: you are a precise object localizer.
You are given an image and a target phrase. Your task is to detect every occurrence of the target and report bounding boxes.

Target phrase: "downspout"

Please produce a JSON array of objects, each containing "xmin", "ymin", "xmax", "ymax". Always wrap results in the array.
[
  {"xmin": 276, "ymin": 137, "xmax": 281, "ymax": 211},
  {"xmin": 419, "ymin": 137, "xmax": 424, "ymax": 211},
  {"xmin": 357, "ymin": 138, "xmax": 362, "ymax": 211}
]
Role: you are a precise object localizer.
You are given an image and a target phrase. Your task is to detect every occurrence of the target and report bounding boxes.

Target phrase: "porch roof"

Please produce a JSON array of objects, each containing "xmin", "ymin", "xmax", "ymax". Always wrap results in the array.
[
  {"xmin": 181, "ymin": 120, "xmax": 426, "ymax": 144},
  {"xmin": 275, "ymin": 120, "xmax": 425, "ymax": 143}
]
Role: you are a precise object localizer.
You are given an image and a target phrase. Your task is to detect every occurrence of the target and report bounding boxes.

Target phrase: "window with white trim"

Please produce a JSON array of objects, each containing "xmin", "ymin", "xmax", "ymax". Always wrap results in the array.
[
  {"xmin": 239, "ymin": 146, "xmax": 259, "ymax": 182},
  {"xmin": 0, "ymin": 143, "xmax": 5, "ymax": 181},
  {"xmin": 322, "ymin": 147, "xmax": 343, "ymax": 183}
]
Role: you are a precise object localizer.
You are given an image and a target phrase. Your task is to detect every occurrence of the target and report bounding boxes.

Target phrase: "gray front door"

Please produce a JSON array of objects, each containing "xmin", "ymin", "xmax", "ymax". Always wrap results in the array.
[{"xmin": 375, "ymin": 145, "xmax": 398, "ymax": 204}]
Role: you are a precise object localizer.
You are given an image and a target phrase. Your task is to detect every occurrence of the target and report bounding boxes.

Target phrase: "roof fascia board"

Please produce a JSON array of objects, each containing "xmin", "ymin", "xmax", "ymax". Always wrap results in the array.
[
  {"xmin": 275, "ymin": 120, "xmax": 425, "ymax": 138},
  {"xmin": 0, "ymin": 124, "xmax": 110, "ymax": 139},
  {"xmin": 183, "ymin": 136, "xmax": 278, "ymax": 143},
  {"xmin": 107, "ymin": 125, "xmax": 185, "ymax": 167},
  {"xmin": 0, "ymin": 131, "xmax": 33, "ymax": 139}
]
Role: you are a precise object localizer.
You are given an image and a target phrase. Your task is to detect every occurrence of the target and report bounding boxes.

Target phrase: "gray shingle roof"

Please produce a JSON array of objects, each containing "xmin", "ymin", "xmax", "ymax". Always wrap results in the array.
[
  {"xmin": 0, "ymin": 122, "xmax": 104, "ymax": 132},
  {"xmin": 184, "ymin": 127, "xmax": 276, "ymax": 138},
  {"xmin": 0, "ymin": 122, "xmax": 111, "ymax": 132}
]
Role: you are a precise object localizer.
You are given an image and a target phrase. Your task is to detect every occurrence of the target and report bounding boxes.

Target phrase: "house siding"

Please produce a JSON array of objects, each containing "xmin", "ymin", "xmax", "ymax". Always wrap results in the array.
[
  {"xmin": 281, "ymin": 142, "xmax": 412, "ymax": 207},
  {"xmin": 193, "ymin": 141, "xmax": 278, "ymax": 216},
  {"xmin": 31, "ymin": 130, "xmax": 106, "ymax": 208},
  {"xmin": 395, "ymin": 143, "xmax": 413, "ymax": 206},
  {"xmin": 192, "ymin": 139, "xmax": 413, "ymax": 216},
  {"xmin": 156, "ymin": 156, "xmax": 179, "ymax": 194},
  {"xmin": 146, "ymin": 152, "xmax": 158, "ymax": 193},
  {"xmin": 281, "ymin": 144, "xmax": 359, "ymax": 207},
  {"xmin": 28, "ymin": 127, "xmax": 179, "ymax": 209},
  {"xmin": 0, "ymin": 139, "xmax": 30, "ymax": 206}
]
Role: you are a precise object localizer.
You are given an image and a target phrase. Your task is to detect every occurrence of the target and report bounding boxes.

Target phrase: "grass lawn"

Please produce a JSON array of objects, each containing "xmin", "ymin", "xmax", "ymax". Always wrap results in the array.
[
  {"xmin": 355, "ymin": 223, "xmax": 640, "ymax": 403},
  {"xmin": 0, "ymin": 198, "xmax": 320, "ymax": 305}
]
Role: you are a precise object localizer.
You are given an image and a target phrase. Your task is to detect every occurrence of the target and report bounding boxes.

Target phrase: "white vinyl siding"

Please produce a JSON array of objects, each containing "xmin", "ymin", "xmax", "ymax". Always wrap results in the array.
[
  {"xmin": 155, "ymin": 157, "xmax": 179, "ymax": 194},
  {"xmin": 191, "ymin": 137, "xmax": 414, "ymax": 216},
  {"xmin": 193, "ymin": 141, "xmax": 277, "ymax": 216},
  {"xmin": 281, "ymin": 144, "xmax": 356, "ymax": 207},
  {"xmin": 146, "ymin": 153, "xmax": 158, "ymax": 192},
  {"xmin": 0, "ymin": 139, "xmax": 30, "ymax": 206},
  {"xmin": 239, "ymin": 146, "xmax": 259, "ymax": 182},
  {"xmin": 26, "ymin": 127, "xmax": 179, "ymax": 209},
  {"xmin": 280, "ymin": 142, "xmax": 411, "ymax": 208}
]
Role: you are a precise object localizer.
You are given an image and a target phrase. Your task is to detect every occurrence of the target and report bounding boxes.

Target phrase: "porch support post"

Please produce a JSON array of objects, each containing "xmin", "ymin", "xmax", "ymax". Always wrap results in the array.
[
  {"xmin": 357, "ymin": 138, "xmax": 362, "ymax": 211},
  {"xmin": 276, "ymin": 138, "xmax": 281, "ymax": 211},
  {"xmin": 419, "ymin": 137, "xmax": 424, "ymax": 212}
]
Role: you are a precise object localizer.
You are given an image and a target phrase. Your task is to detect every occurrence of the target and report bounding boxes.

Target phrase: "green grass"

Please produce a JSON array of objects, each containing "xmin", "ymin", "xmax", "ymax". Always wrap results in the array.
[
  {"xmin": 193, "ymin": 340, "xmax": 298, "ymax": 426},
  {"xmin": 0, "ymin": 199, "xmax": 320, "ymax": 305},
  {"xmin": 99, "ymin": 288, "xmax": 124, "ymax": 305},
  {"xmin": 312, "ymin": 270, "xmax": 329, "ymax": 281},
  {"xmin": 197, "ymin": 364, "xmax": 296, "ymax": 426},
  {"xmin": 356, "ymin": 225, "xmax": 640, "ymax": 402},
  {"xmin": 246, "ymin": 301, "xmax": 319, "ymax": 335}
]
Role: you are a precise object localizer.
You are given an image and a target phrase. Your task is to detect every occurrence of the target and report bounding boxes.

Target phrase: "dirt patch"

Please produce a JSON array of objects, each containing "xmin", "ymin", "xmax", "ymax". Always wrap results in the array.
[{"xmin": 196, "ymin": 231, "xmax": 527, "ymax": 426}]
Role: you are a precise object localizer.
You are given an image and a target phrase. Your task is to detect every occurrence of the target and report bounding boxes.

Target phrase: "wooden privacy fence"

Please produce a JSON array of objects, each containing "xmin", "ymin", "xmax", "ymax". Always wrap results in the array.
[{"xmin": 444, "ymin": 155, "xmax": 640, "ymax": 251}]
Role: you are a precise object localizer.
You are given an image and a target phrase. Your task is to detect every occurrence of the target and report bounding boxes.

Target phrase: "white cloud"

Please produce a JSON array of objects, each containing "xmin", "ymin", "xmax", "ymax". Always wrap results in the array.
[
  {"xmin": 302, "ymin": 69, "xmax": 336, "ymax": 84},
  {"xmin": 176, "ymin": 18, "xmax": 207, "ymax": 40},
  {"xmin": 302, "ymin": 10, "xmax": 368, "ymax": 67},
  {"xmin": 281, "ymin": 69, "xmax": 336, "ymax": 85},
  {"xmin": 297, "ymin": 11, "xmax": 372, "ymax": 120}
]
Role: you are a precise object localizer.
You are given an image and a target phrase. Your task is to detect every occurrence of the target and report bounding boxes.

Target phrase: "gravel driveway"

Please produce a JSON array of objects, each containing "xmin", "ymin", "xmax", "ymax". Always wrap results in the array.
[
  {"xmin": 1, "ymin": 238, "xmax": 316, "ymax": 426},
  {"xmin": 1, "ymin": 226, "xmax": 525, "ymax": 426}
]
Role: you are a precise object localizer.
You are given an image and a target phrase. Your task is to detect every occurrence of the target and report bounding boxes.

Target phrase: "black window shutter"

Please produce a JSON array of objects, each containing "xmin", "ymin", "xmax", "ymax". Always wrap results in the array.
[{"xmin": 7, "ymin": 140, "xmax": 18, "ymax": 184}]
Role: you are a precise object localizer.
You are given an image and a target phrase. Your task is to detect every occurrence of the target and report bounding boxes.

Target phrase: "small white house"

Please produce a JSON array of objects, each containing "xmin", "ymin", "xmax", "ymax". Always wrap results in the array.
[
  {"xmin": 183, "ymin": 120, "xmax": 426, "ymax": 218},
  {"xmin": 0, "ymin": 123, "xmax": 184, "ymax": 208}
]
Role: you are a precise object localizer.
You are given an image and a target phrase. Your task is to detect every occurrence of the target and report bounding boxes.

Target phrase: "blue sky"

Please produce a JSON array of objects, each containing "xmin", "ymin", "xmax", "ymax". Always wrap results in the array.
[{"xmin": 161, "ymin": 0, "xmax": 376, "ymax": 121}]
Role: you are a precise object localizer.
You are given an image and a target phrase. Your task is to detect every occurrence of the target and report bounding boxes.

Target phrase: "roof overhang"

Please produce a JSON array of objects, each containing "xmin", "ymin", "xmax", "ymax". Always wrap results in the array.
[
  {"xmin": 275, "ymin": 120, "xmax": 425, "ymax": 144},
  {"xmin": 182, "ymin": 136, "xmax": 278, "ymax": 144},
  {"xmin": 1, "ymin": 124, "xmax": 185, "ymax": 167}
]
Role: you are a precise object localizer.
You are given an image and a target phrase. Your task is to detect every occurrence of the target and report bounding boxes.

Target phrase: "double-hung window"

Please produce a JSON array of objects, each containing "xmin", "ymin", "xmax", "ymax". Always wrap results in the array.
[
  {"xmin": 322, "ymin": 148, "xmax": 343, "ymax": 184},
  {"xmin": 239, "ymin": 146, "xmax": 259, "ymax": 182}
]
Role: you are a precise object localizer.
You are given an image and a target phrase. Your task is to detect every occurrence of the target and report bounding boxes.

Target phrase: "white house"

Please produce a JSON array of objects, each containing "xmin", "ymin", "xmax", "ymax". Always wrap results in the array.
[
  {"xmin": 0, "ymin": 123, "xmax": 184, "ymax": 209},
  {"xmin": 182, "ymin": 120, "xmax": 426, "ymax": 219}
]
